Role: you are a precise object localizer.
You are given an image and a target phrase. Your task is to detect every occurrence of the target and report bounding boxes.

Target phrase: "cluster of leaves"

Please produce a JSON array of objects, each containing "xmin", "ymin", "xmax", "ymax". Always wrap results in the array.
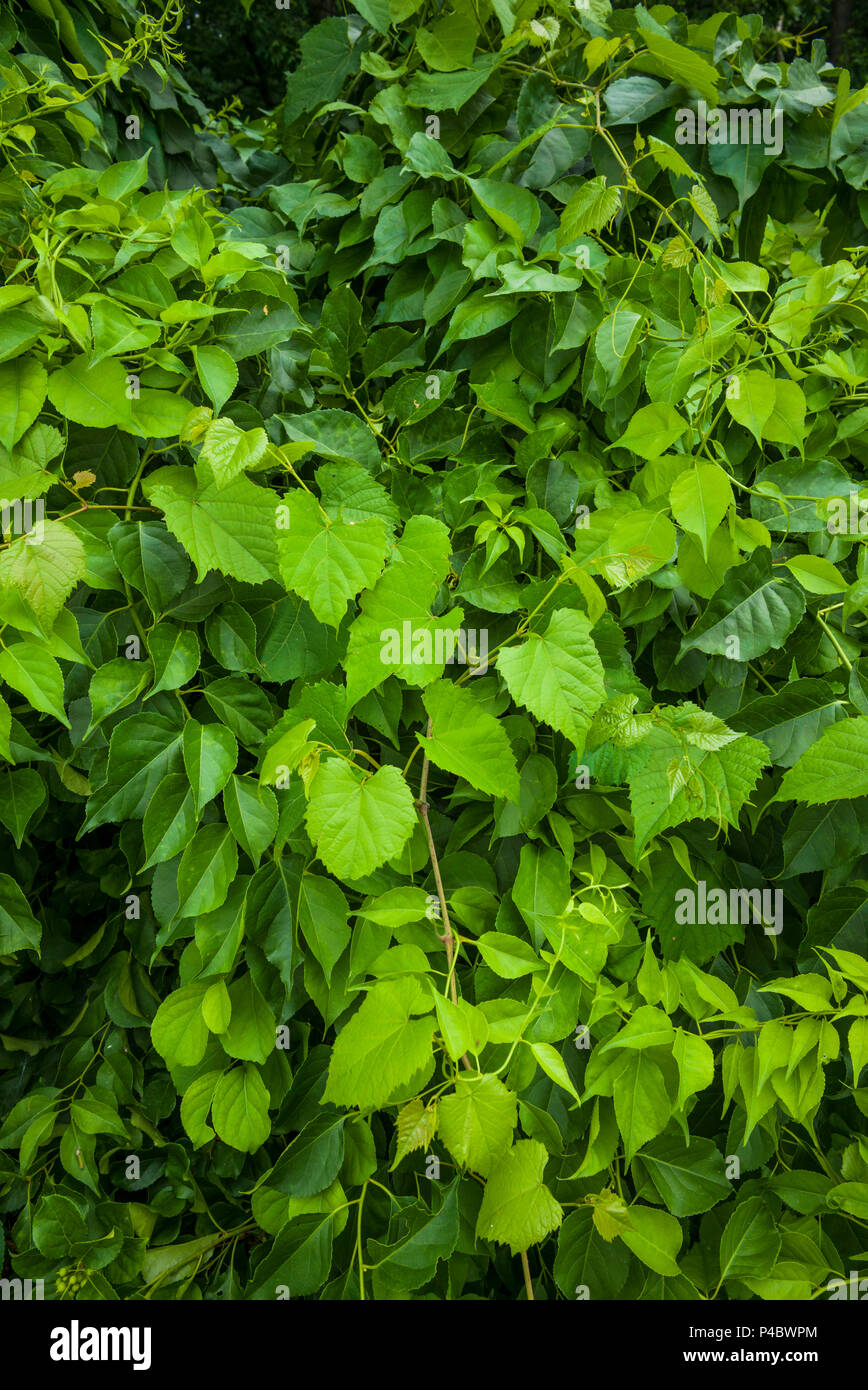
[{"xmin": 2, "ymin": 0, "xmax": 868, "ymax": 1302}]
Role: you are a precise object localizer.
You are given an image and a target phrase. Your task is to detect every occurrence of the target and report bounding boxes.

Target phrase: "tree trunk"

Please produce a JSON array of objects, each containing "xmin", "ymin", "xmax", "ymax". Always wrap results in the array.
[{"xmin": 829, "ymin": 0, "xmax": 853, "ymax": 64}]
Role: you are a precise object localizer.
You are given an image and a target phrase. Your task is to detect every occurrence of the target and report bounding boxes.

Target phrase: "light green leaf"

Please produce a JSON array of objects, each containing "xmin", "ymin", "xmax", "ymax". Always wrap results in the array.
[
  {"xmin": 344, "ymin": 515, "xmax": 459, "ymax": 705},
  {"xmin": 200, "ymin": 418, "xmax": 268, "ymax": 490},
  {"xmin": 437, "ymin": 1073, "xmax": 517, "ymax": 1177},
  {"xmin": 497, "ymin": 610, "xmax": 606, "ymax": 753},
  {"xmin": 475, "ymin": 932, "xmax": 545, "ymax": 978},
  {"xmin": 783, "ymin": 554, "xmax": 846, "ymax": 595},
  {"xmin": 557, "ymin": 176, "xmax": 621, "ymax": 247},
  {"xmin": 194, "ymin": 345, "xmax": 238, "ymax": 414},
  {"xmin": 629, "ymin": 727, "xmax": 768, "ymax": 854},
  {"xmin": 211, "ymin": 1064, "xmax": 271, "ymax": 1153},
  {"xmin": 465, "ymin": 177, "xmax": 540, "ymax": 245},
  {"xmin": 277, "ymin": 490, "xmax": 390, "ymax": 627},
  {"xmin": 0, "ymin": 641, "xmax": 69, "ymax": 726},
  {"xmin": 529, "ymin": 1042, "xmax": 581, "ymax": 1103},
  {"xmin": 180, "ymin": 1071, "xmax": 221, "ymax": 1148},
  {"xmin": 476, "ymin": 1139, "xmax": 563, "ymax": 1253},
  {"xmin": 0, "ymin": 521, "xmax": 86, "ymax": 635},
  {"xmin": 47, "ymin": 356, "xmax": 128, "ymax": 428},
  {"xmin": 151, "ymin": 982, "xmax": 210, "ymax": 1068},
  {"xmin": 419, "ymin": 680, "xmax": 520, "ymax": 801},
  {"xmin": 614, "ymin": 403, "xmax": 688, "ymax": 460},
  {"xmin": 221, "ymin": 973, "xmax": 276, "ymax": 1065},
  {"xmin": 618, "ymin": 1204, "xmax": 682, "ymax": 1276},
  {"xmin": 778, "ymin": 717, "xmax": 868, "ymax": 805},
  {"xmin": 670, "ymin": 463, "xmax": 733, "ymax": 556},
  {"xmin": 324, "ymin": 977, "xmax": 436, "ymax": 1110},
  {"xmin": 0, "ymin": 357, "xmax": 47, "ymax": 451},
  {"xmin": 305, "ymin": 760, "xmax": 417, "ymax": 881},
  {"xmin": 143, "ymin": 465, "xmax": 280, "ymax": 585}
]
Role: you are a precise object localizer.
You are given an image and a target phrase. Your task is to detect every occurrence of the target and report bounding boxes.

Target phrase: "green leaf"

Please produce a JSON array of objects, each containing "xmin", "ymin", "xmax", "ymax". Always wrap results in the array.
[
  {"xmin": 0, "ymin": 872, "xmax": 42, "ymax": 953},
  {"xmin": 633, "ymin": 30, "xmax": 719, "ymax": 103},
  {"xmin": 557, "ymin": 176, "xmax": 621, "ymax": 247},
  {"xmin": 148, "ymin": 623, "xmax": 199, "ymax": 696},
  {"xmin": 670, "ymin": 464, "xmax": 733, "ymax": 556},
  {"xmin": 726, "ymin": 371, "xmax": 806, "ymax": 450},
  {"xmin": 194, "ymin": 346, "xmax": 238, "ymax": 414},
  {"xmin": 260, "ymin": 718, "xmax": 316, "ymax": 785},
  {"xmin": 182, "ymin": 719, "xmax": 238, "ymax": 816},
  {"xmin": 344, "ymin": 515, "xmax": 458, "ymax": 705},
  {"xmin": 611, "ymin": 1051, "xmax": 672, "ymax": 1162},
  {"xmin": 83, "ymin": 713, "xmax": 183, "ymax": 831},
  {"xmin": 0, "ymin": 356, "xmax": 47, "ymax": 451},
  {"xmin": 0, "ymin": 521, "xmax": 86, "ymax": 635},
  {"xmin": 680, "ymin": 552, "xmax": 805, "ymax": 662},
  {"xmin": 416, "ymin": 13, "xmax": 476, "ymax": 70},
  {"xmin": 144, "ymin": 465, "xmax": 280, "ymax": 585},
  {"xmin": 618, "ymin": 1204, "xmax": 683, "ymax": 1277},
  {"xmin": 554, "ymin": 1208, "xmax": 631, "ymax": 1298},
  {"xmin": 418, "ymin": 680, "xmax": 520, "ymax": 801},
  {"xmin": 728, "ymin": 679, "xmax": 845, "ymax": 768},
  {"xmin": 306, "ymin": 760, "xmax": 417, "ymax": 881},
  {"xmin": 475, "ymin": 1139, "xmax": 563, "ymax": 1254},
  {"xmin": 86, "ymin": 657, "xmax": 150, "ymax": 734},
  {"xmin": 97, "ymin": 152, "xmax": 150, "ymax": 200},
  {"xmin": 475, "ymin": 932, "xmax": 545, "ymax": 978},
  {"xmin": 404, "ymin": 53, "xmax": 500, "ymax": 111},
  {"xmin": 0, "ymin": 641, "xmax": 69, "ymax": 726},
  {"xmin": 324, "ymin": 977, "xmax": 436, "ymax": 1110},
  {"xmin": 151, "ymin": 982, "xmax": 210, "ymax": 1068},
  {"xmin": 368, "ymin": 1183, "xmax": 460, "ymax": 1296},
  {"xmin": 718, "ymin": 1197, "xmax": 781, "ymax": 1283},
  {"xmin": 827, "ymin": 1182, "xmax": 868, "ymax": 1220},
  {"xmin": 269, "ymin": 1113, "xmax": 346, "ymax": 1196},
  {"xmin": 201, "ymin": 981, "xmax": 231, "ymax": 1034},
  {"xmin": 784, "ymin": 554, "xmax": 846, "ymax": 595},
  {"xmin": 849, "ymin": 1018, "xmax": 868, "ymax": 1086},
  {"xmin": 180, "ymin": 1071, "xmax": 221, "ymax": 1148},
  {"xmin": 778, "ymin": 717, "xmax": 868, "ymax": 805},
  {"xmin": 223, "ymin": 776, "xmax": 277, "ymax": 867},
  {"xmin": 465, "ymin": 177, "xmax": 540, "ymax": 245},
  {"xmin": 529, "ymin": 1041, "xmax": 582, "ymax": 1103},
  {"xmin": 391, "ymin": 1097, "xmax": 438, "ymax": 1169},
  {"xmin": 615, "ymin": 403, "xmax": 688, "ymax": 460},
  {"xmin": 176, "ymin": 824, "xmax": 239, "ymax": 918},
  {"xmin": 298, "ymin": 872, "xmax": 351, "ymax": 981},
  {"xmin": 0, "ymin": 768, "xmax": 45, "ymax": 847},
  {"xmin": 200, "ymin": 418, "xmax": 268, "ymax": 489},
  {"xmin": 636, "ymin": 1135, "xmax": 731, "ymax": 1217},
  {"xmin": 109, "ymin": 521, "xmax": 191, "ymax": 614},
  {"xmin": 221, "ymin": 973, "xmax": 276, "ymax": 1065},
  {"xmin": 211, "ymin": 1064, "xmax": 271, "ymax": 1153},
  {"xmin": 497, "ymin": 610, "xmax": 606, "ymax": 753},
  {"xmin": 246, "ymin": 1213, "xmax": 333, "ymax": 1298},
  {"xmin": 628, "ymin": 726, "xmax": 769, "ymax": 853},
  {"xmin": 430, "ymin": 991, "xmax": 488, "ymax": 1063},
  {"xmin": 277, "ymin": 490, "xmax": 390, "ymax": 627},
  {"xmin": 47, "ymin": 356, "xmax": 128, "ymax": 429}
]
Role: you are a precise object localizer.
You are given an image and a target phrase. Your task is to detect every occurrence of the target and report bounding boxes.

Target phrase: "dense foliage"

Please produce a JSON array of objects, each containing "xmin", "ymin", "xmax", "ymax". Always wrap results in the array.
[
  {"xmin": 178, "ymin": 0, "xmax": 867, "ymax": 114},
  {"xmin": 2, "ymin": 0, "xmax": 868, "ymax": 1303}
]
